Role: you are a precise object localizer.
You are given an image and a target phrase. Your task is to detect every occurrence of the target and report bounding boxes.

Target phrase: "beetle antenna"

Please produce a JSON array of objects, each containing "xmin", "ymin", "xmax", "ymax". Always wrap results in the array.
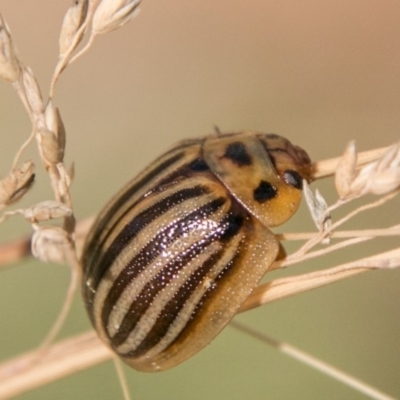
[{"xmin": 213, "ymin": 125, "xmax": 222, "ymax": 135}]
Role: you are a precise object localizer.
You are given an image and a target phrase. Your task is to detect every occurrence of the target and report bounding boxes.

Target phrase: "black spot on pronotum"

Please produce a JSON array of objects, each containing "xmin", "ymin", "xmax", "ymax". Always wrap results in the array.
[
  {"xmin": 265, "ymin": 133, "xmax": 280, "ymax": 139},
  {"xmin": 253, "ymin": 180, "xmax": 277, "ymax": 203},
  {"xmin": 282, "ymin": 170, "xmax": 303, "ymax": 190},
  {"xmin": 223, "ymin": 142, "xmax": 252, "ymax": 166}
]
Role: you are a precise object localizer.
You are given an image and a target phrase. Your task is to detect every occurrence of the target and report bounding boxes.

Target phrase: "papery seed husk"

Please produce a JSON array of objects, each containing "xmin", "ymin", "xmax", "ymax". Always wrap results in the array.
[
  {"xmin": 350, "ymin": 160, "xmax": 381, "ymax": 197},
  {"xmin": 59, "ymin": 0, "xmax": 89, "ymax": 56},
  {"xmin": 315, "ymin": 189, "xmax": 331, "ymax": 230},
  {"xmin": 54, "ymin": 107, "xmax": 66, "ymax": 158},
  {"xmin": 40, "ymin": 129, "xmax": 63, "ymax": 165},
  {"xmin": 92, "ymin": 0, "xmax": 141, "ymax": 35},
  {"xmin": 375, "ymin": 142, "xmax": 400, "ymax": 173},
  {"xmin": 335, "ymin": 141, "xmax": 357, "ymax": 199},
  {"xmin": 44, "ymin": 100, "xmax": 57, "ymax": 131},
  {"xmin": 349, "ymin": 171, "xmax": 369, "ymax": 198},
  {"xmin": 369, "ymin": 168, "xmax": 400, "ymax": 195},
  {"xmin": 31, "ymin": 227, "xmax": 70, "ymax": 264},
  {"xmin": 303, "ymin": 180, "xmax": 329, "ymax": 231},
  {"xmin": 0, "ymin": 175, "xmax": 16, "ymax": 205},
  {"xmin": 390, "ymin": 143, "xmax": 400, "ymax": 168},
  {"xmin": 0, "ymin": 161, "xmax": 35, "ymax": 205},
  {"xmin": 45, "ymin": 101, "xmax": 66, "ymax": 158},
  {"xmin": 0, "ymin": 14, "xmax": 21, "ymax": 82},
  {"xmin": 0, "ymin": 48, "xmax": 20, "ymax": 82},
  {"xmin": 12, "ymin": 161, "xmax": 35, "ymax": 200}
]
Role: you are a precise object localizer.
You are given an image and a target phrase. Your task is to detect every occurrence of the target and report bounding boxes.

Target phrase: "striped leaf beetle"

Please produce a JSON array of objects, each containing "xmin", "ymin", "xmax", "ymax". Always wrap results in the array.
[{"xmin": 81, "ymin": 131, "xmax": 312, "ymax": 372}]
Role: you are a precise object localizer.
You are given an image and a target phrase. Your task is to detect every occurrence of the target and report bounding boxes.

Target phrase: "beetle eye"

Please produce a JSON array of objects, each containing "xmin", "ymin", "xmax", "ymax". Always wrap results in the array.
[{"xmin": 282, "ymin": 170, "xmax": 303, "ymax": 189}]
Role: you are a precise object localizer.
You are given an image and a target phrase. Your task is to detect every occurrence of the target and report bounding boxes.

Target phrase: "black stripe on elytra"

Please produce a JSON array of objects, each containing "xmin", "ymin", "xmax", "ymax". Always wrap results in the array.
[
  {"xmin": 89, "ymin": 185, "xmax": 208, "ymax": 295},
  {"xmin": 100, "ymin": 197, "xmax": 227, "ymax": 332},
  {"xmin": 188, "ymin": 158, "xmax": 209, "ymax": 172},
  {"xmin": 83, "ymin": 152, "xmax": 184, "ymax": 277},
  {"xmin": 111, "ymin": 235, "xmax": 219, "ymax": 347},
  {"xmin": 112, "ymin": 211, "xmax": 245, "ymax": 349},
  {"xmin": 147, "ymin": 157, "xmax": 213, "ymax": 194},
  {"xmin": 122, "ymin": 248, "xmax": 225, "ymax": 357}
]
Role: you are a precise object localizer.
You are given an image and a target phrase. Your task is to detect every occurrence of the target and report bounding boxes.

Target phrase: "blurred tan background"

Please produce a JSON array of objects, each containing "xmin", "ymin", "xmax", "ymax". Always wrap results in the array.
[{"xmin": 0, "ymin": 1, "xmax": 399, "ymax": 399}]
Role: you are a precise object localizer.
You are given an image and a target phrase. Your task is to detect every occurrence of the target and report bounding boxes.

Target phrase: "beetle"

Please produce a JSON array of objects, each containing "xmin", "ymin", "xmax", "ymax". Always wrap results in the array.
[{"xmin": 81, "ymin": 131, "xmax": 312, "ymax": 372}]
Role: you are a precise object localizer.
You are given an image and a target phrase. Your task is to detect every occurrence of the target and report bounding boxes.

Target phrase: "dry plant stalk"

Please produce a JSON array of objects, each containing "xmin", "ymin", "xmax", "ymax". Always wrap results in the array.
[
  {"xmin": 0, "ymin": 0, "xmax": 141, "ymax": 335},
  {"xmin": 0, "ymin": 1, "xmax": 141, "ymax": 398},
  {"xmin": 0, "ymin": 2, "xmax": 399, "ymax": 400}
]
